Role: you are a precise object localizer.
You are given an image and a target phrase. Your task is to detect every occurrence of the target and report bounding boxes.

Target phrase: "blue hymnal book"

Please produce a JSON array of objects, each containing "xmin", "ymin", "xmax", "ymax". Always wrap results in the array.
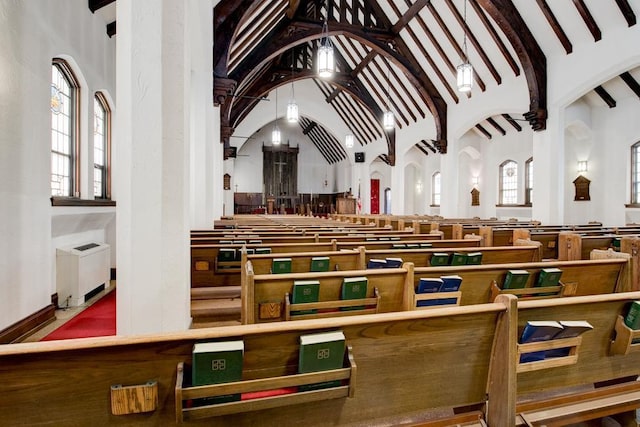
[
  {"xmin": 384, "ymin": 257, "xmax": 403, "ymax": 268},
  {"xmin": 439, "ymin": 275, "xmax": 462, "ymax": 292},
  {"xmin": 367, "ymin": 259, "xmax": 387, "ymax": 269},
  {"xmin": 417, "ymin": 298, "xmax": 458, "ymax": 307},
  {"xmin": 519, "ymin": 320, "xmax": 562, "ymax": 363},
  {"xmin": 416, "ymin": 278, "xmax": 444, "ymax": 293}
]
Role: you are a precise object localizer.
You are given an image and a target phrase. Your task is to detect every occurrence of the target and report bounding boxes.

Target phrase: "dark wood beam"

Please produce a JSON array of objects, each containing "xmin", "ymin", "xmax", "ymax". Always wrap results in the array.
[
  {"xmin": 594, "ymin": 85, "xmax": 616, "ymax": 108},
  {"xmin": 106, "ymin": 21, "xmax": 116, "ymax": 38},
  {"xmin": 352, "ymin": 50, "xmax": 376, "ymax": 76},
  {"xmin": 302, "ymin": 120, "xmax": 318, "ymax": 135},
  {"xmin": 414, "ymin": 143, "xmax": 430, "ymax": 157},
  {"xmin": 620, "ymin": 72, "xmax": 640, "ymax": 99},
  {"xmin": 327, "ymin": 87, "xmax": 342, "ymax": 103},
  {"xmin": 475, "ymin": 124, "xmax": 492, "ymax": 139},
  {"xmin": 88, "ymin": 0, "xmax": 115, "ymax": 13},
  {"xmin": 390, "ymin": 0, "xmax": 428, "ymax": 34},
  {"xmin": 534, "ymin": 0, "xmax": 572, "ymax": 54},
  {"xmin": 572, "ymin": 0, "xmax": 601, "ymax": 41},
  {"xmin": 469, "ymin": 0, "xmax": 519, "ymax": 77},
  {"xmin": 615, "ymin": 0, "xmax": 637, "ymax": 27},
  {"xmin": 487, "ymin": 117, "xmax": 506, "ymax": 136},
  {"xmin": 479, "ymin": 0, "xmax": 548, "ymax": 131},
  {"xmin": 214, "ymin": 0, "xmax": 258, "ymax": 78},
  {"xmin": 286, "ymin": 0, "xmax": 302, "ymax": 19},
  {"xmin": 426, "ymin": 2, "xmax": 486, "ymax": 92},
  {"xmin": 421, "ymin": 139, "xmax": 437, "ymax": 153},
  {"xmin": 445, "ymin": 0, "xmax": 501, "ymax": 85},
  {"xmin": 502, "ymin": 114, "xmax": 522, "ymax": 132}
]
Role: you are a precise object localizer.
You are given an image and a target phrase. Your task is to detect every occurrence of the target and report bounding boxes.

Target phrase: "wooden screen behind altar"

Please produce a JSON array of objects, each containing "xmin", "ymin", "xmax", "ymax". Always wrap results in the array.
[{"xmin": 263, "ymin": 144, "xmax": 298, "ymax": 207}]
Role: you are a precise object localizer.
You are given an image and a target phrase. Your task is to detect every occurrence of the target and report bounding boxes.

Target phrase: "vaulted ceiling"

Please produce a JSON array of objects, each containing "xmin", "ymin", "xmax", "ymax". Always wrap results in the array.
[{"xmin": 90, "ymin": 0, "xmax": 639, "ymax": 165}]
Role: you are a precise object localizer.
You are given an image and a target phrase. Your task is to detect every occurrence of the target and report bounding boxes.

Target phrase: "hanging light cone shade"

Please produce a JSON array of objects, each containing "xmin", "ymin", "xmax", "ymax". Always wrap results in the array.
[
  {"xmin": 345, "ymin": 134, "xmax": 354, "ymax": 148},
  {"xmin": 272, "ymin": 125, "xmax": 281, "ymax": 145},
  {"xmin": 383, "ymin": 110, "xmax": 394, "ymax": 130},
  {"xmin": 457, "ymin": 62, "xmax": 473, "ymax": 93},
  {"xmin": 286, "ymin": 99, "xmax": 298, "ymax": 123}
]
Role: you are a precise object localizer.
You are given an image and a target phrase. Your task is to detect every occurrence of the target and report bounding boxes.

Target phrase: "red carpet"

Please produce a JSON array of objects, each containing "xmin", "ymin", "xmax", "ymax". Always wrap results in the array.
[{"xmin": 42, "ymin": 291, "xmax": 116, "ymax": 341}]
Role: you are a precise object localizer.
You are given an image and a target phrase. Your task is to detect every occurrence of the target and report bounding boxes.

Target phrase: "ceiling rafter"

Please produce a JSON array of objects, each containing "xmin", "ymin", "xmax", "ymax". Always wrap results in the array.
[
  {"xmin": 475, "ymin": 124, "xmax": 492, "ymax": 139},
  {"xmin": 594, "ymin": 85, "xmax": 616, "ymax": 108},
  {"xmin": 390, "ymin": 0, "xmax": 429, "ymax": 34},
  {"xmin": 571, "ymin": 0, "xmax": 601, "ymax": 42},
  {"xmin": 620, "ymin": 72, "xmax": 640, "ymax": 99},
  {"xmin": 502, "ymin": 114, "xmax": 522, "ymax": 132},
  {"xmin": 445, "ymin": 0, "xmax": 501, "ymax": 85},
  {"xmin": 414, "ymin": 143, "xmax": 431, "ymax": 157},
  {"xmin": 426, "ymin": 2, "xmax": 487, "ymax": 92},
  {"xmin": 615, "ymin": 0, "xmax": 637, "ymax": 27},
  {"xmin": 486, "ymin": 117, "xmax": 506, "ymax": 135},
  {"xmin": 468, "ymin": 0, "xmax": 519, "ymax": 77},
  {"xmin": 534, "ymin": 0, "xmax": 572, "ymax": 54},
  {"xmin": 88, "ymin": 0, "xmax": 115, "ymax": 13},
  {"xmin": 313, "ymin": 80, "xmax": 369, "ymax": 145}
]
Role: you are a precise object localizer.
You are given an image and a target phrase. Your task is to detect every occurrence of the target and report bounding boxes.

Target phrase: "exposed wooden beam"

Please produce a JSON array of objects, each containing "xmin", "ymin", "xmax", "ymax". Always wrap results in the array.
[
  {"xmin": 620, "ymin": 72, "xmax": 640, "ymax": 99},
  {"xmin": 445, "ymin": 0, "xmax": 501, "ymax": 85},
  {"xmin": 615, "ymin": 0, "xmax": 637, "ymax": 27},
  {"xmin": 390, "ymin": 0, "xmax": 428, "ymax": 34},
  {"xmin": 475, "ymin": 124, "xmax": 492, "ymax": 139},
  {"xmin": 502, "ymin": 114, "xmax": 522, "ymax": 132},
  {"xmin": 469, "ymin": 0, "xmax": 519, "ymax": 77},
  {"xmin": 421, "ymin": 139, "xmax": 437, "ymax": 153},
  {"xmin": 414, "ymin": 143, "xmax": 430, "ymax": 157},
  {"xmin": 88, "ymin": 0, "xmax": 115, "ymax": 13},
  {"xmin": 534, "ymin": 0, "xmax": 572, "ymax": 54},
  {"xmin": 326, "ymin": 87, "xmax": 342, "ymax": 103},
  {"xmin": 314, "ymin": 80, "xmax": 371, "ymax": 145},
  {"xmin": 487, "ymin": 117, "xmax": 506, "ymax": 136},
  {"xmin": 427, "ymin": 2, "xmax": 487, "ymax": 92},
  {"xmin": 286, "ymin": 0, "xmax": 301, "ymax": 19},
  {"xmin": 302, "ymin": 120, "xmax": 318, "ymax": 135},
  {"xmin": 572, "ymin": 0, "xmax": 601, "ymax": 41},
  {"xmin": 106, "ymin": 21, "xmax": 116, "ymax": 38},
  {"xmin": 594, "ymin": 85, "xmax": 616, "ymax": 108}
]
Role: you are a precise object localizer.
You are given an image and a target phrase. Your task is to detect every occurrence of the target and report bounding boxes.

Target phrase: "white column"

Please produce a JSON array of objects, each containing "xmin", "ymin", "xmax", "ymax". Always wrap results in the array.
[
  {"xmin": 439, "ymin": 138, "xmax": 459, "ymax": 218},
  {"xmin": 532, "ymin": 107, "xmax": 565, "ymax": 224},
  {"xmin": 390, "ymin": 156, "xmax": 405, "ymax": 215},
  {"xmin": 213, "ymin": 106, "xmax": 225, "ymax": 218},
  {"xmin": 115, "ymin": 0, "xmax": 191, "ymax": 335},
  {"xmin": 190, "ymin": 0, "xmax": 215, "ymax": 228}
]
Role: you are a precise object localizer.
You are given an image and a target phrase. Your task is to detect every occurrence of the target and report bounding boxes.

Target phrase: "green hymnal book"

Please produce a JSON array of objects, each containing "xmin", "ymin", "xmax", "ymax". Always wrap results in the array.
[
  {"xmin": 465, "ymin": 252, "xmax": 483, "ymax": 265},
  {"xmin": 310, "ymin": 256, "xmax": 330, "ymax": 272},
  {"xmin": 341, "ymin": 276, "xmax": 368, "ymax": 310},
  {"xmin": 624, "ymin": 301, "xmax": 640, "ymax": 330},
  {"xmin": 217, "ymin": 248, "xmax": 236, "ymax": 262},
  {"xmin": 419, "ymin": 243, "xmax": 433, "ymax": 248},
  {"xmin": 450, "ymin": 252, "xmax": 468, "ymax": 266},
  {"xmin": 503, "ymin": 269, "xmax": 530, "ymax": 289},
  {"xmin": 298, "ymin": 331, "xmax": 345, "ymax": 391},
  {"xmin": 192, "ymin": 340, "xmax": 244, "ymax": 404},
  {"xmin": 272, "ymin": 258, "xmax": 292, "ymax": 274},
  {"xmin": 392, "ymin": 243, "xmax": 407, "ymax": 249},
  {"xmin": 255, "ymin": 247, "xmax": 271, "ymax": 254},
  {"xmin": 291, "ymin": 280, "xmax": 320, "ymax": 315},
  {"xmin": 429, "ymin": 253, "xmax": 450, "ymax": 266},
  {"xmin": 248, "ymin": 239, "xmax": 262, "ymax": 244},
  {"xmin": 536, "ymin": 268, "xmax": 563, "ymax": 287},
  {"xmin": 405, "ymin": 243, "xmax": 419, "ymax": 249}
]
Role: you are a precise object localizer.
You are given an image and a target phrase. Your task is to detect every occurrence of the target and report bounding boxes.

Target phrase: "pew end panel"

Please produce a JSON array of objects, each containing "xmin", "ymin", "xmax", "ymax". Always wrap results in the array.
[{"xmin": 515, "ymin": 293, "xmax": 640, "ymax": 425}]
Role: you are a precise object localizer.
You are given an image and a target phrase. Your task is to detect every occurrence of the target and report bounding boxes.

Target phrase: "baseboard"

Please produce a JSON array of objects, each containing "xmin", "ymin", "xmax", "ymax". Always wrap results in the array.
[{"xmin": 0, "ymin": 304, "xmax": 56, "ymax": 344}]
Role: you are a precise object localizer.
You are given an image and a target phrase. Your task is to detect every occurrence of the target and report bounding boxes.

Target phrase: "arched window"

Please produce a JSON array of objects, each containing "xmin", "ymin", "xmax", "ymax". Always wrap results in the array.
[
  {"xmin": 632, "ymin": 142, "xmax": 640, "ymax": 204},
  {"xmin": 499, "ymin": 160, "xmax": 518, "ymax": 204},
  {"xmin": 93, "ymin": 92, "xmax": 111, "ymax": 199},
  {"xmin": 51, "ymin": 59, "xmax": 79, "ymax": 197},
  {"xmin": 431, "ymin": 172, "xmax": 441, "ymax": 206},
  {"xmin": 384, "ymin": 188, "xmax": 391, "ymax": 214},
  {"xmin": 525, "ymin": 157, "xmax": 533, "ymax": 205}
]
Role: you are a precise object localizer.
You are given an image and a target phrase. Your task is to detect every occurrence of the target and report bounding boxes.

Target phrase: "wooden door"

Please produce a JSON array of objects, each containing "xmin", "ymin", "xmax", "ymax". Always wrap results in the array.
[{"xmin": 370, "ymin": 179, "xmax": 380, "ymax": 214}]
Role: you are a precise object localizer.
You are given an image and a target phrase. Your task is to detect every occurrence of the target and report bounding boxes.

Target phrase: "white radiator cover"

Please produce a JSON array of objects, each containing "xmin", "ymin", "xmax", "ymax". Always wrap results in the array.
[{"xmin": 56, "ymin": 243, "xmax": 111, "ymax": 307}]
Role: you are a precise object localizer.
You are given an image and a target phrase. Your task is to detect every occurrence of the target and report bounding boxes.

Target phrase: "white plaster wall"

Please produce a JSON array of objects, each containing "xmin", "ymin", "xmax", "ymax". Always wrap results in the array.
[{"xmin": 0, "ymin": 1, "xmax": 115, "ymax": 330}]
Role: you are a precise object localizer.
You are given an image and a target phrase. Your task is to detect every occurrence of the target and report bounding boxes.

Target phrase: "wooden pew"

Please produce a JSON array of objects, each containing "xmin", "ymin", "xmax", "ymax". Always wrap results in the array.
[
  {"xmin": 241, "ymin": 261, "xmax": 414, "ymax": 324},
  {"xmin": 241, "ymin": 248, "xmax": 366, "ymax": 276},
  {"xmin": 514, "ymin": 292, "xmax": 640, "ymax": 425},
  {"xmin": 0, "ymin": 297, "xmax": 516, "ymax": 426},
  {"xmin": 364, "ymin": 245, "xmax": 541, "ymax": 267},
  {"xmin": 409, "ymin": 259, "xmax": 629, "ymax": 308},
  {"xmin": 334, "ymin": 237, "xmax": 481, "ymax": 251}
]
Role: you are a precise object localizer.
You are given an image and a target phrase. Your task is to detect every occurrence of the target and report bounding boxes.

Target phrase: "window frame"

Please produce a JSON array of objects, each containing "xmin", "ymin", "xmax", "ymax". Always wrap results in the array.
[
  {"xmin": 431, "ymin": 171, "xmax": 441, "ymax": 207},
  {"xmin": 498, "ymin": 160, "xmax": 518, "ymax": 205},
  {"xmin": 93, "ymin": 92, "xmax": 111, "ymax": 200},
  {"xmin": 524, "ymin": 157, "xmax": 533, "ymax": 206},
  {"xmin": 631, "ymin": 142, "xmax": 640, "ymax": 205},
  {"xmin": 51, "ymin": 58, "xmax": 80, "ymax": 199}
]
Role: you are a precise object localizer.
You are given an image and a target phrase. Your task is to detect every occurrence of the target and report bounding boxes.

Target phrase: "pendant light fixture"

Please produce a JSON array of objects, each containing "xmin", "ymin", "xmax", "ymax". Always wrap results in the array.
[
  {"xmin": 272, "ymin": 87, "xmax": 281, "ymax": 145},
  {"xmin": 345, "ymin": 134, "xmax": 354, "ymax": 148},
  {"xmin": 317, "ymin": 13, "xmax": 334, "ymax": 78},
  {"xmin": 456, "ymin": 0, "xmax": 473, "ymax": 93},
  {"xmin": 383, "ymin": 59, "xmax": 394, "ymax": 131},
  {"xmin": 286, "ymin": 51, "xmax": 299, "ymax": 123}
]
